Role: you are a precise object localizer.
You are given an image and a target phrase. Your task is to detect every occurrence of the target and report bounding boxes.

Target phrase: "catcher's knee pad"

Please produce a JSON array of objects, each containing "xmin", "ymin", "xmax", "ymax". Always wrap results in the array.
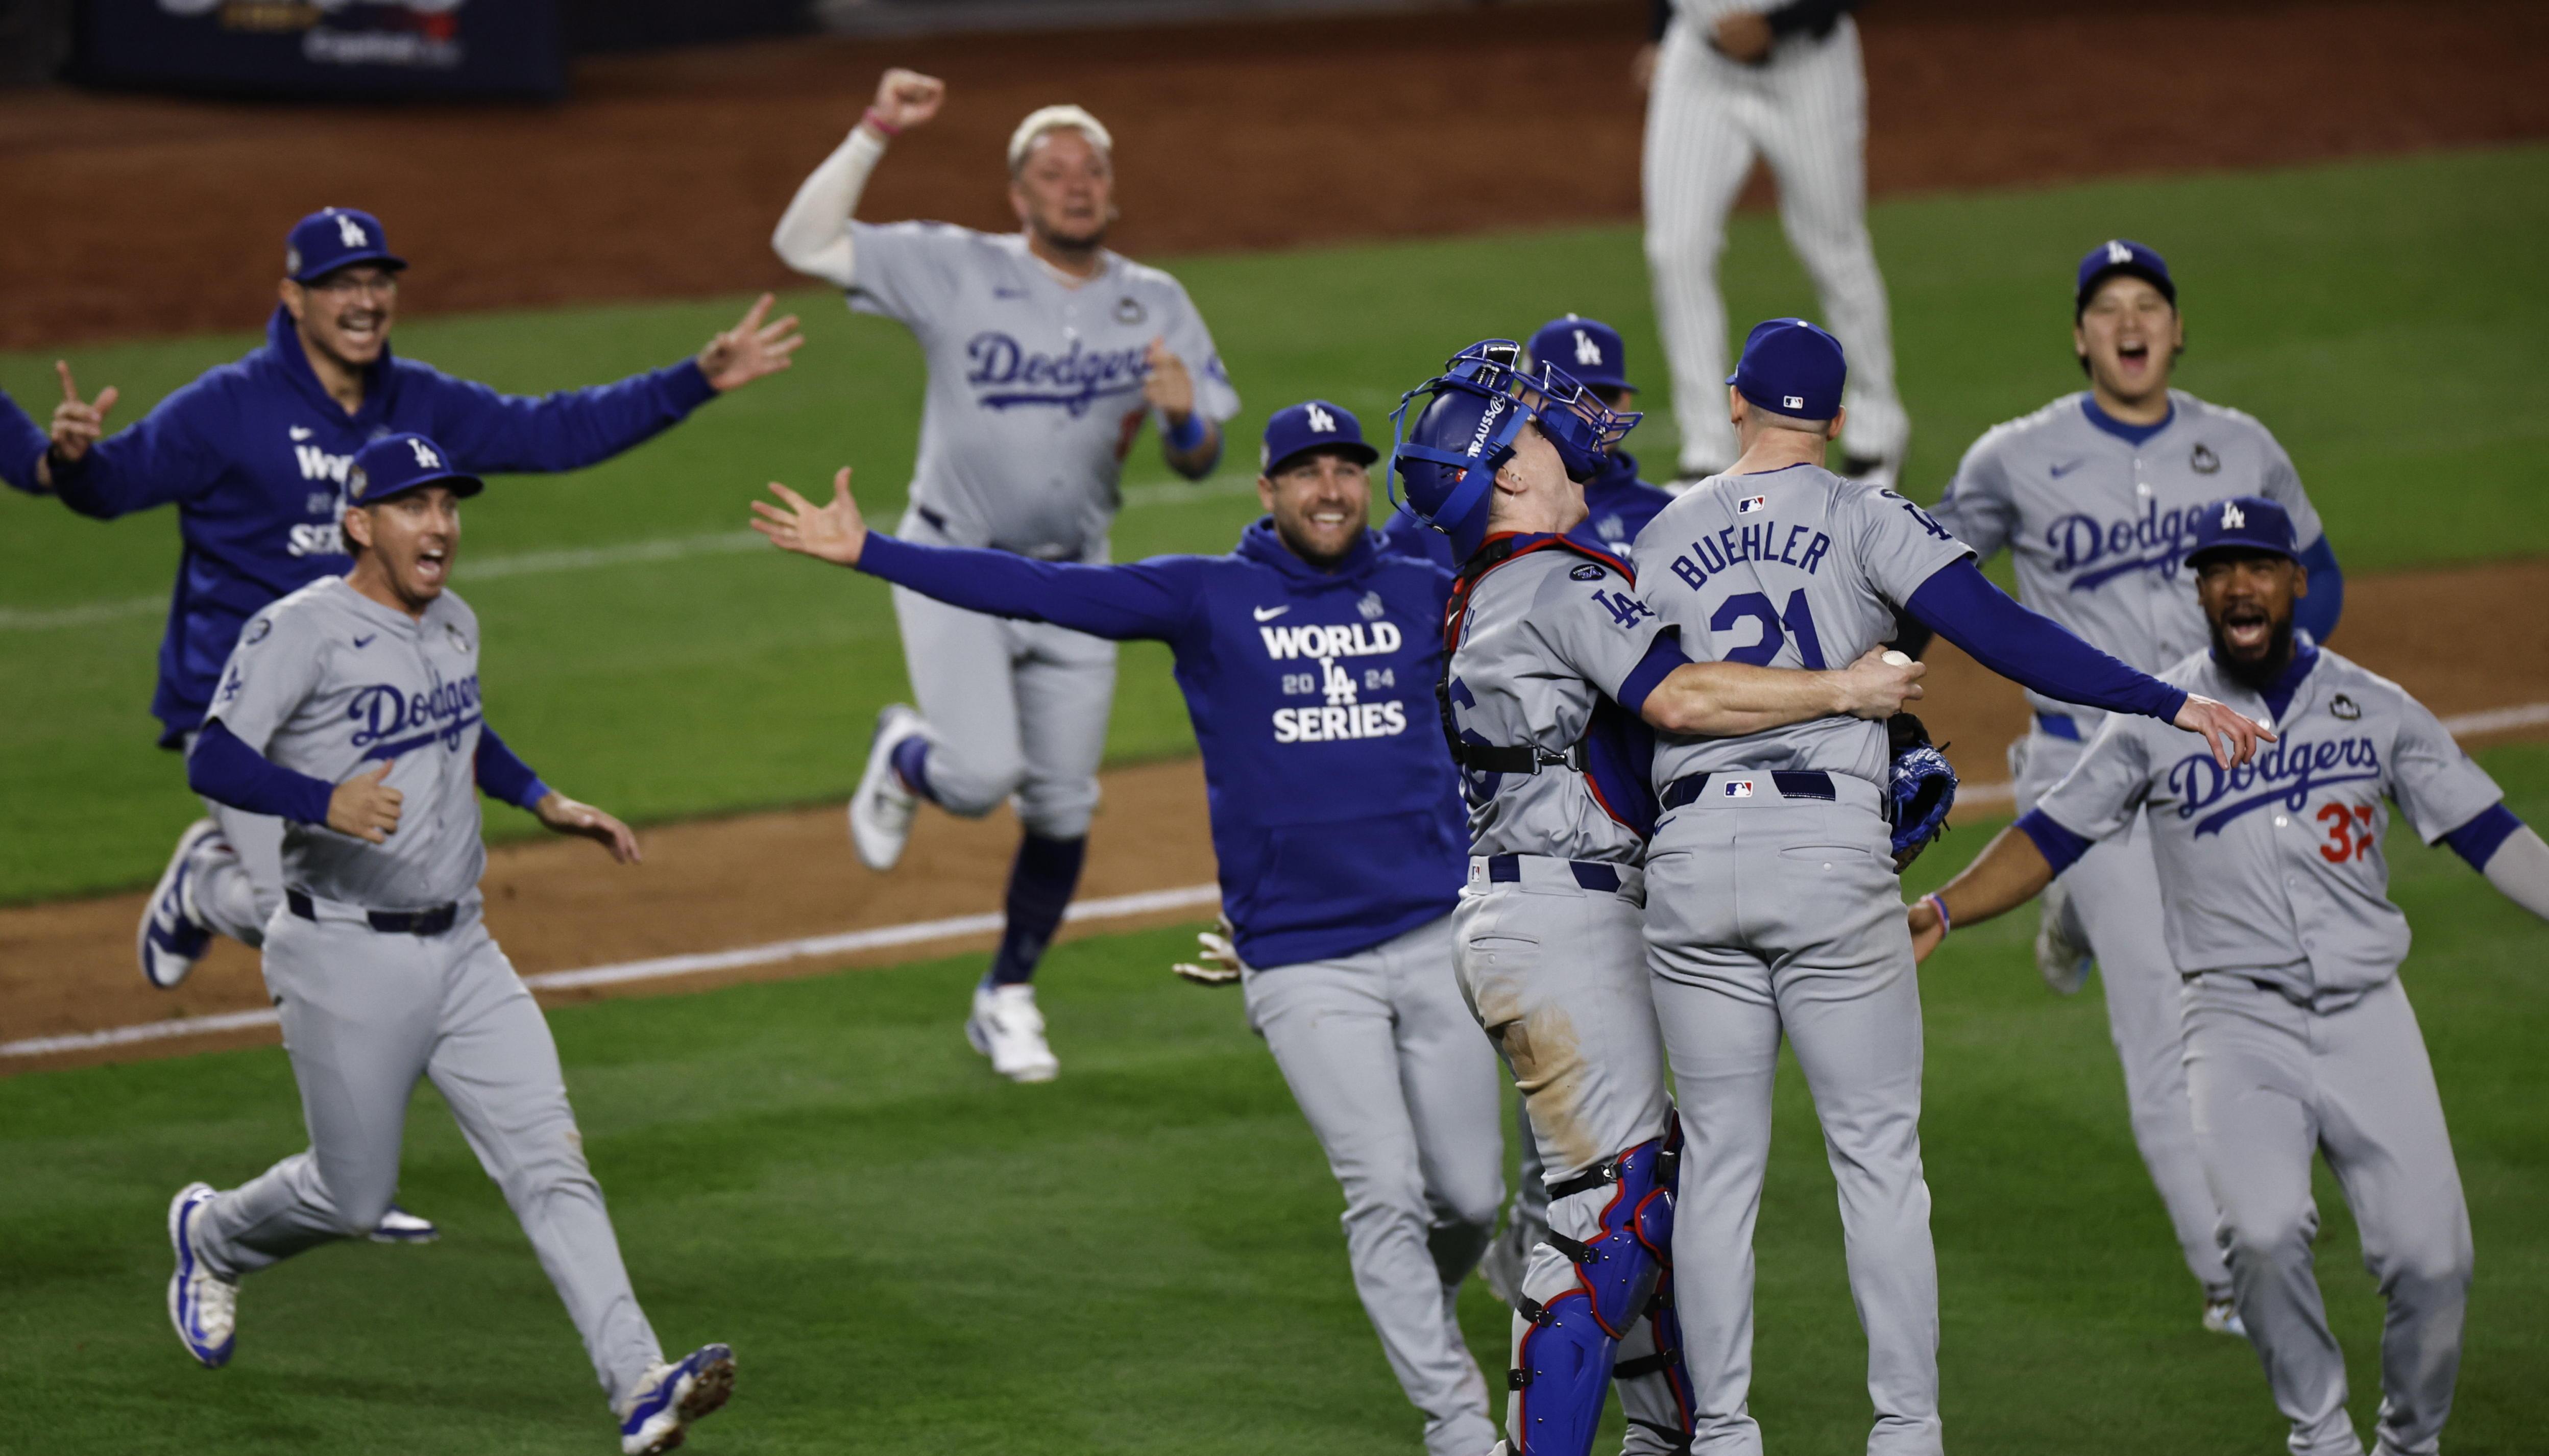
[{"xmin": 1506, "ymin": 1135, "xmax": 1679, "ymax": 1455}]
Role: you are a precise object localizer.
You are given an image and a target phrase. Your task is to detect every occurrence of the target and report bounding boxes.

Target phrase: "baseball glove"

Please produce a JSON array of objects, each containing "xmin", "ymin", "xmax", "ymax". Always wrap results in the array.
[
  {"xmin": 1886, "ymin": 712, "xmax": 1957, "ymax": 872},
  {"xmin": 1172, "ymin": 915, "xmax": 1241, "ymax": 986}
]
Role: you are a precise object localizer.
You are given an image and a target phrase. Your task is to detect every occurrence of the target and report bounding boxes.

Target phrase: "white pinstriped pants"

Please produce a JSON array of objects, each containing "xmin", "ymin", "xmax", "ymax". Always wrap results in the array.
[{"xmin": 1641, "ymin": 17, "xmax": 1907, "ymax": 477}]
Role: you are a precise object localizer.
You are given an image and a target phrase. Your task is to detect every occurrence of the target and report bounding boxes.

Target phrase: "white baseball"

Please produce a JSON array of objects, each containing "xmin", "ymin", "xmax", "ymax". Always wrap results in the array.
[{"xmin": 1881, "ymin": 650, "xmax": 1912, "ymax": 667}]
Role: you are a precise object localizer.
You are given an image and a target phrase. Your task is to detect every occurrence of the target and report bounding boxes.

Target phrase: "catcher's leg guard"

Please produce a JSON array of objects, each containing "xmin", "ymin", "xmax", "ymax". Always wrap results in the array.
[
  {"xmin": 1612, "ymin": 1274, "xmax": 1698, "ymax": 1454},
  {"xmin": 1506, "ymin": 1135, "xmax": 1679, "ymax": 1456}
]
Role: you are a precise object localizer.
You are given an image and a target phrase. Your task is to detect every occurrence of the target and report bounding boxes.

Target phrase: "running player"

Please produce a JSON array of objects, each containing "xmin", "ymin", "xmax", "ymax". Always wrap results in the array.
[
  {"xmin": 1632, "ymin": 319, "xmax": 2268, "ymax": 1454},
  {"xmin": 23, "ymin": 207, "xmax": 799, "ymax": 1000},
  {"xmin": 770, "ymin": 68, "xmax": 1239, "ymax": 1083},
  {"xmin": 1911, "ymin": 239, "xmax": 2346, "ymax": 1331},
  {"xmin": 1910, "ymin": 496, "xmax": 2547, "ymax": 1456},
  {"xmin": 165, "ymin": 433, "xmax": 736, "ymax": 1456}
]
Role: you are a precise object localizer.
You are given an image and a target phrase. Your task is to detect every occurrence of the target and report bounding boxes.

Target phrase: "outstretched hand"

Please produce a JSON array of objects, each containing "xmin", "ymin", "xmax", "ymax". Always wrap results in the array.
[
  {"xmin": 866, "ymin": 68, "xmax": 945, "ymax": 134},
  {"xmin": 48, "ymin": 360, "xmax": 119, "ymax": 467},
  {"xmin": 751, "ymin": 467, "xmax": 868, "ymax": 566},
  {"xmin": 533, "ymin": 792, "xmax": 642, "ymax": 865},
  {"xmin": 1906, "ymin": 897, "xmax": 1946, "ymax": 964},
  {"xmin": 698, "ymin": 293, "xmax": 804, "ymax": 392},
  {"xmin": 2174, "ymin": 694, "xmax": 2276, "ymax": 769}
]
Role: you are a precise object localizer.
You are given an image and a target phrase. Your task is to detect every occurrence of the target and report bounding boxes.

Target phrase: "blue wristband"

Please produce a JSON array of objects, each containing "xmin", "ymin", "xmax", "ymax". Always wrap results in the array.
[{"xmin": 1163, "ymin": 409, "xmax": 1208, "ymax": 453}]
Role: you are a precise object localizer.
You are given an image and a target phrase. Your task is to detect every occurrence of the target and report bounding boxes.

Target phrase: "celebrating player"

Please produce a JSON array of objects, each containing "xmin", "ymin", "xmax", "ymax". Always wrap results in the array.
[
  {"xmin": 1638, "ymin": 0, "xmax": 1907, "ymax": 485},
  {"xmin": 17, "ymin": 207, "xmax": 799, "ymax": 1005},
  {"xmin": 770, "ymin": 68, "xmax": 1240, "ymax": 1082},
  {"xmin": 1908, "ymin": 497, "xmax": 2547, "ymax": 1456},
  {"xmin": 1631, "ymin": 320, "xmax": 2270, "ymax": 1454},
  {"xmin": 1390, "ymin": 341, "xmax": 1925, "ymax": 1456},
  {"xmin": 1907, "ymin": 239, "xmax": 2346, "ymax": 1332},
  {"xmin": 165, "ymin": 434, "xmax": 736, "ymax": 1456}
]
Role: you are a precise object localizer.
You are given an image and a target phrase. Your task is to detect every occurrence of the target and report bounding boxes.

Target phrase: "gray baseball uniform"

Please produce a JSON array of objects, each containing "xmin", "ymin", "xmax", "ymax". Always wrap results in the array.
[
  {"xmin": 1446, "ymin": 546, "xmax": 1689, "ymax": 1452},
  {"xmin": 1930, "ymin": 389, "xmax": 2330, "ymax": 1302},
  {"xmin": 847, "ymin": 221, "xmax": 1240, "ymax": 834},
  {"xmin": 1633, "ymin": 464, "xmax": 1970, "ymax": 1456},
  {"xmin": 2034, "ymin": 646, "xmax": 2496, "ymax": 1456},
  {"xmin": 182, "ymin": 577, "xmax": 666, "ymax": 1409}
]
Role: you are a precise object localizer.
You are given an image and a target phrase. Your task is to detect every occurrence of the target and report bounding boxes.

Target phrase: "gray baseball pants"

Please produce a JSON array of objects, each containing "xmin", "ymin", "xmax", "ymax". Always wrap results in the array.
[
  {"xmin": 177, "ymin": 728, "xmax": 284, "ymax": 948},
  {"xmin": 1454, "ymin": 856, "xmax": 1691, "ymax": 1453},
  {"xmin": 191, "ymin": 899, "xmax": 663, "ymax": 1408},
  {"xmin": 2017, "ymin": 730, "xmax": 2231, "ymax": 1301},
  {"xmin": 1242, "ymin": 914, "xmax": 1506, "ymax": 1456},
  {"xmin": 892, "ymin": 511, "xmax": 1114, "ymax": 840},
  {"xmin": 2182, "ymin": 974, "xmax": 2471, "ymax": 1456},
  {"xmin": 1643, "ymin": 778, "xmax": 1940, "ymax": 1456}
]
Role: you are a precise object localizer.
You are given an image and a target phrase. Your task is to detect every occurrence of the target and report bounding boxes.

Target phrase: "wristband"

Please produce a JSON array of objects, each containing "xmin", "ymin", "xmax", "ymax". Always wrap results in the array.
[
  {"xmin": 1921, "ymin": 893, "xmax": 1951, "ymax": 937},
  {"xmin": 1162, "ymin": 409, "xmax": 1208, "ymax": 453},
  {"xmin": 861, "ymin": 107, "xmax": 902, "ymax": 139}
]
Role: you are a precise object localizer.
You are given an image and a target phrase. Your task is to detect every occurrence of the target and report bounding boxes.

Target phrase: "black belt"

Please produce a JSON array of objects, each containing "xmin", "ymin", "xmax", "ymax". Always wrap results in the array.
[
  {"xmin": 287, "ymin": 889, "xmax": 458, "ymax": 937},
  {"xmin": 1484, "ymin": 855, "xmax": 1620, "ymax": 893},
  {"xmin": 1451, "ymin": 740, "xmax": 1587, "ymax": 775},
  {"xmin": 915, "ymin": 505, "xmax": 950, "ymax": 534},
  {"xmin": 1659, "ymin": 770, "xmax": 1837, "ymax": 810}
]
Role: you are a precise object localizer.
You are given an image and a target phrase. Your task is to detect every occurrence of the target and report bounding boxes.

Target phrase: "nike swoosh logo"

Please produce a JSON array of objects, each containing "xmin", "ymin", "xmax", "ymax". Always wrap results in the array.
[
  {"xmin": 352, "ymin": 634, "xmax": 375, "ymax": 648},
  {"xmin": 1252, "ymin": 605, "xmax": 1290, "ymax": 622},
  {"xmin": 289, "ymin": 427, "xmax": 313, "ymax": 441},
  {"xmin": 2050, "ymin": 459, "xmax": 2086, "ymax": 478}
]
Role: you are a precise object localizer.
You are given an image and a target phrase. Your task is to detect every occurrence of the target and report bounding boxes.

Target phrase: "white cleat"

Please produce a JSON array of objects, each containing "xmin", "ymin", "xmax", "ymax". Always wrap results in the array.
[
  {"xmin": 966, "ymin": 983, "xmax": 1060, "ymax": 1083},
  {"xmin": 138, "ymin": 819, "xmax": 229, "ymax": 990},
  {"xmin": 2034, "ymin": 878, "xmax": 2094, "ymax": 996},
  {"xmin": 618, "ymin": 1342, "xmax": 735, "ymax": 1455},
  {"xmin": 848, "ymin": 705, "xmax": 925, "ymax": 872},
  {"xmin": 368, "ymin": 1205, "xmax": 440, "ymax": 1243},
  {"xmin": 167, "ymin": 1182, "xmax": 238, "ymax": 1369},
  {"xmin": 2203, "ymin": 1299, "xmax": 2248, "ymax": 1338},
  {"xmin": 1476, "ymin": 1212, "xmax": 1545, "ymax": 1307}
]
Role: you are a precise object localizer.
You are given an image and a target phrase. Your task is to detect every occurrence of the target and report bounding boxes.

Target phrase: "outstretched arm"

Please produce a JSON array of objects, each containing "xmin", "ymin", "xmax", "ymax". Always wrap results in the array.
[
  {"xmin": 2, "ymin": 386, "xmax": 48, "ymax": 494},
  {"xmin": 2439, "ymin": 806, "xmax": 2549, "ymax": 921},
  {"xmin": 771, "ymin": 68, "xmax": 945, "ymax": 288},
  {"xmin": 1905, "ymin": 812, "xmax": 2079, "ymax": 961},
  {"xmin": 477, "ymin": 724, "xmax": 638, "ymax": 862},
  {"xmin": 753, "ymin": 467, "xmax": 1195, "ymax": 641},
  {"xmin": 1633, "ymin": 640, "xmax": 1925, "ymax": 736}
]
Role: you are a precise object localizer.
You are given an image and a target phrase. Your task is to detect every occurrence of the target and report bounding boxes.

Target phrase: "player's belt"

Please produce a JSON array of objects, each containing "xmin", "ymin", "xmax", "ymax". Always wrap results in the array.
[
  {"xmin": 286, "ymin": 889, "xmax": 459, "ymax": 936},
  {"xmin": 2034, "ymin": 710, "xmax": 2083, "ymax": 741},
  {"xmin": 1478, "ymin": 854, "xmax": 1625, "ymax": 894},
  {"xmin": 1450, "ymin": 740, "xmax": 1589, "ymax": 774},
  {"xmin": 1659, "ymin": 770, "xmax": 1837, "ymax": 809}
]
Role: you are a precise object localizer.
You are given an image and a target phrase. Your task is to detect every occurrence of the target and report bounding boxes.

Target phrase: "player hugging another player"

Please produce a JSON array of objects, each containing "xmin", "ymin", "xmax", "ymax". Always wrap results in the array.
[{"xmin": 771, "ymin": 68, "xmax": 1239, "ymax": 1083}]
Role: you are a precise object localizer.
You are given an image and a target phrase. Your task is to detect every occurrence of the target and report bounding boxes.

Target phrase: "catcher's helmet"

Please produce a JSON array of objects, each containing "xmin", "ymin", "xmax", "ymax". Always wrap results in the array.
[{"xmin": 1387, "ymin": 340, "xmax": 1638, "ymax": 562}]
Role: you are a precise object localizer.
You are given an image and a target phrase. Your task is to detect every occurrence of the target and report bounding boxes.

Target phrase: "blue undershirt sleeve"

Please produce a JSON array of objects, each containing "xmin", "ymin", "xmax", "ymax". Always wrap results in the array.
[
  {"xmin": 2014, "ymin": 808, "xmax": 2094, "ymax": 878},
  {"xmin": 474, "ymin": 725, "xmax": 552, "ymax": 811},
  {"xmin": 419, "ymin": 359, "xmax": 716, "ymax": 475},
  {"xmin": 1614, "ymin": 631, "xmax": 1689, "ymax": 717},
  {"xmin": 187, "ymin": 720, "xmax": 336, "ymax": 825},
  {"xmin": 855, "ymin": 533, "xmax": 1198, "ymax": 643},
  {"xmin": 1905, "ymin": 559, "xmax": 2189, "ymax": 722},
  {"xmin": 2440, "ymin": 804, "xmax": 2521, "ymax": 871},
  {"xmin": 2292, "ymin": 536, "xmax": 2345, "ymax": 645}
]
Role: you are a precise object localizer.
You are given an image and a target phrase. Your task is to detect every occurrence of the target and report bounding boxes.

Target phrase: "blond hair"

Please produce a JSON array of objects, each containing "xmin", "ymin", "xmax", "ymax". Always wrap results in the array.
[{"xmin": 1007, "ymin": 105, "xmax": 1113, "ymax": 172}]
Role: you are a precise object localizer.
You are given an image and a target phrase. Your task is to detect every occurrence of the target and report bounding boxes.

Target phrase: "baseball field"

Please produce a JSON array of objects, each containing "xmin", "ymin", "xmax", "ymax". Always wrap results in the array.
[{"xmin": 4, "ymin": 1, "xmax": 2547, "ymax": 1451}]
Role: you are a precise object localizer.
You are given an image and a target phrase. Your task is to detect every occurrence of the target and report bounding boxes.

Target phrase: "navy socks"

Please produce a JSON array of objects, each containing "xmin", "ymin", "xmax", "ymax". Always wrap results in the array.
[{"xmin": 984, "ymin": 833, "xmax": 1088, "ymax": 988}]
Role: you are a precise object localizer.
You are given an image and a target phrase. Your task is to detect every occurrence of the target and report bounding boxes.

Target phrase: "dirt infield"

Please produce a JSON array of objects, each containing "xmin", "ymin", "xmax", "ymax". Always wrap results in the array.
[
  {"xmin": 5, "ymin": 0, "xmax": 2546, "ymax": 348},
  {"xmin": 9, "ymin": 559, "xmax": 2544, "ymax": 1072}
]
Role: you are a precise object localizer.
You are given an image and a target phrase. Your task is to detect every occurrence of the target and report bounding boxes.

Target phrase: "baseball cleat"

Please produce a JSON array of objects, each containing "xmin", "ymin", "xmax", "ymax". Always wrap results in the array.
[
  {"xmin": 167, "ymin": 1181, "xmax": 238, "ymax": 1369},
  {"xmin": 966, "ymin": 982, "xmax": 1060, "ymax": 1083},
  {"xmin": 2203, "ymin": 1299, "xmax": 2248, "ymax": 1337},
  {"xmin": 369, "ymin": 1205, "xmax": 440, "ymax": 1243},
  {"xmin": 2034, "ymin": 878, "xmax": 2094, "ymax": 996},
  {"xmin": 138, "ymin": 819, "xmax": 227, "ymax": 989},
  {"xmin": 618, "ymin": 1342, "xmax": 735, "ymax": 1455},
  {"xmin": 848, "ymin": 704, "xmax": 925, "ymax": 872}
]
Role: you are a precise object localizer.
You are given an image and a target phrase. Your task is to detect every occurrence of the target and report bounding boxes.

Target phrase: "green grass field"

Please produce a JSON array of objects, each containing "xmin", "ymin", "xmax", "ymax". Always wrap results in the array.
[
  {"xmin": 4, "ymin": 742, "xmax": 2542, "ymax": 1454},
  {"xmin": 5, "ymin": 144, "xmax": 2547, "ymax": 903}
]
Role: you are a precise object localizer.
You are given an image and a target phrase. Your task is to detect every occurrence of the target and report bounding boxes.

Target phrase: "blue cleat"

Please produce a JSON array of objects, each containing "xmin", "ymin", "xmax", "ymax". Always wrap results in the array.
[
  {"xmin": 166, "ymin": 1182, "xmax": 237, "ymax": 1368},
  {"xmin": 619, "ymin": 1342, "xmax": 735, "ymax": 1454},
  {"xmin": 138, "ymin": 820, "xmax": 225, "ymax": 990}
]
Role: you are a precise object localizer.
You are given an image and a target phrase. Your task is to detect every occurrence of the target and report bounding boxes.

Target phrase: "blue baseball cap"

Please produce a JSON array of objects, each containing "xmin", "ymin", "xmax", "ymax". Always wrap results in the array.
[
  {"xmin": 1727, "ymin": 318, "xmax": 1845, "ymax": 421},
  {"xmin": 2182, "ymin": 495, "xmax": 2297, "ymax": 566},
  {"xmin": 1525, "ymin": 315, "xmax": 1634, "ymax": 393},
  {"xmin": 1260, "ymin": 400, "xmax": 1378, "ymax": 476},
  {"xmin": 346, "ymin": 433, "xmax": 482, "ymax": 506},
  {"xmin": 285, "ymin": 208, "xmax": 405, "ymax": 283},
  {"xmin": 2076, "ymin": 238, "xmax": 2174, "ymax": 316}
]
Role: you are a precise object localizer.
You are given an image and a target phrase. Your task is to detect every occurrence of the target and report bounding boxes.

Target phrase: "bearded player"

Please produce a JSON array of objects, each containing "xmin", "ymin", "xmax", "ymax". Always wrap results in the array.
[{"xmin": 772, "ymin": 68, "xmax": 1239, "ymax": 1082}]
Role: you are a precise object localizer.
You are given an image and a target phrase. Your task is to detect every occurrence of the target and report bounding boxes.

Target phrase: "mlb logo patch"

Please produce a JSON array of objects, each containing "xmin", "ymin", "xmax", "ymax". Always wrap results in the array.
[
  {"xmin": 1722, "ymin": 780, "xmax": 1755, "ymax": 799},
  {"xmin": 1737, "ymin": 495, "xmax": 1768, "ymax": 514}
]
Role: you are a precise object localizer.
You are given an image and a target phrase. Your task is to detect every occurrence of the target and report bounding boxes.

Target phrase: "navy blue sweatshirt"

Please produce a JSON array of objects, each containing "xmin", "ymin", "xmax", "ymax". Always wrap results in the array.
[
  {"xmin": 40, "ymin": 307, "xmax": 718, "ymax": 745},
  {"xmin": 857, "ymin": 520, "xmax": 1468, "ymax": 970},
  {"xmin": 1, "ymin": 388, "xmax": 44, "ymax": 493}
]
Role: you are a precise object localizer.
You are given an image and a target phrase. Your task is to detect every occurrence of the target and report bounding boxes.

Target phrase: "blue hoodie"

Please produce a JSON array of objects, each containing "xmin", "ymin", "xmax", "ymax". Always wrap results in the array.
[
  {"xmin": 1, "ymin": 388, "xmax": 45, "ymax": 493},
  {"xmin": 1380, "ymin": 447, "xmax": 1671, "ymax": 569},
  {"xmin": 41, "ymin": 306, "xmax": 717, "ymax": 745},
  {"xmin": 855, "ymin": 518, "xmax": 1467, "ymax": 970}
]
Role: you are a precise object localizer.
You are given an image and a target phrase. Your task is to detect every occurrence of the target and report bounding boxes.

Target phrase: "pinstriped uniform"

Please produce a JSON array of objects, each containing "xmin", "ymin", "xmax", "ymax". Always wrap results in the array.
[{"xmin": 1642, "ymin": 2, "xmax": 1908, "ymax": 477}]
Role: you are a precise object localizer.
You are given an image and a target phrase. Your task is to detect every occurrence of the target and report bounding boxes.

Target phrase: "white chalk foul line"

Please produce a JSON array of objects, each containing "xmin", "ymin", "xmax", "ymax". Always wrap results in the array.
[
  {"xmin": 10, "ymin": 701, "xmax": 2548, "ymax": 1063},
  {"xmin": 0, "ymin": 882, "xmax": 1221, "ymax": 1061}
]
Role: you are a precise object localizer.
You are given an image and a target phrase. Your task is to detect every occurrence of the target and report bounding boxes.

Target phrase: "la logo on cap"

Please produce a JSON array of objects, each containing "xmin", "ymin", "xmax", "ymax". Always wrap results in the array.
[
  {"xmin": 2221, "ymin": 502, "xmax": 2246, "ymax": 528},
  {"xmin": 1573, "ymin": 329, "xmax": 1603, "ymax": 366},
  {"xmin": 336, "ymin": 213, "xmax": 368, "ymax": 248},
  {"xmin": 1306, "ymin": 404, "xmax": 1336, "ymax": 433},
  {"xmin": 408, "ymin": 438, "xmax": 442, "ymax": 470},
  {"xmin": 2106, "ymin": 239, "xmax": 2132, "ymax": 264}
]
